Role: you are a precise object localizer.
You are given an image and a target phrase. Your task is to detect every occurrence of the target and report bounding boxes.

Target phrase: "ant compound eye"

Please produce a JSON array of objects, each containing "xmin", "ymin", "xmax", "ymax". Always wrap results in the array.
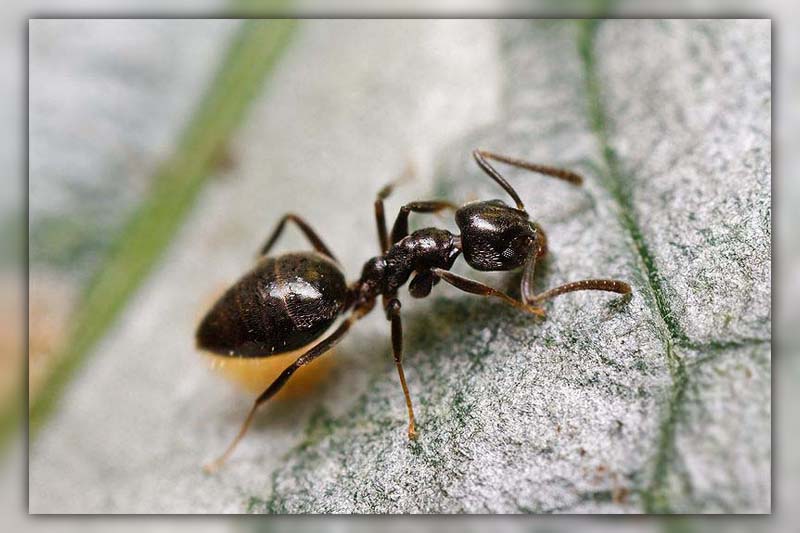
[{"xmin": 502, "ymin": 233, "xmax": 534, "ymax": 261}]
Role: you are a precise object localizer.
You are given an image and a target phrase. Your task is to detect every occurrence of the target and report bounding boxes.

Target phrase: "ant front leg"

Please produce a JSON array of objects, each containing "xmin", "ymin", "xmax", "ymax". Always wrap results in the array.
[
  {"xmin": 259, "ymin": 213, "xmax": 337, "ymax": 262},
  {"xmin": 374, "ymin": 164, "xmax": 415, "ymax": 253},
  {"xmin": 203, "ymin": 315, "xmax": 357, "ymax": 473},
  {"xmin": 430, "ymin": 268, "xmax": 545, "ymax": 317},
  {"xmin": 384, "ymin": 297, "xmax": 417, "ymax": 440},
  {"xmin": 520, "ymin": 235, "xmax": 631, "ymax": 307},
  {"xmin": 389, "ymin": 201, "xmax": 458, "ymax": 244}
]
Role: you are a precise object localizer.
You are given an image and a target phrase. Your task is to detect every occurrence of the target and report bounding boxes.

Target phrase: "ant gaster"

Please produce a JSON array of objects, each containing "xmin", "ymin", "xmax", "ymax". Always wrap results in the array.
[{"xmin": 197, "ymin": 149, "xmax": 632, "ymax": 472}]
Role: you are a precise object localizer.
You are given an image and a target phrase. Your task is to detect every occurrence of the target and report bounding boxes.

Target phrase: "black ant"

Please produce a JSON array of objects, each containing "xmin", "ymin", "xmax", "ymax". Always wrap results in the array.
[{"xmin": 197, "ymin": 149, "xmax": 631, "ymax": 472}]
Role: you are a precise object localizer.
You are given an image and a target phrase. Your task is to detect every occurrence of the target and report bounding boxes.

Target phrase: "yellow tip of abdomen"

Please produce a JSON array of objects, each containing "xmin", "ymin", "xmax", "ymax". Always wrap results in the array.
[{"xmin": 203, "ymin": 346, "xmax": 336, "ymax": 399}]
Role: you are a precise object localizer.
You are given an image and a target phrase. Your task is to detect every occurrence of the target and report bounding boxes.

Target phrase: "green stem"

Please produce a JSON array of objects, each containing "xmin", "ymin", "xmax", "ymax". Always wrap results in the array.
[{"xmin": 26, "ymin": 19, "xmax": 298, "ymax": 440}]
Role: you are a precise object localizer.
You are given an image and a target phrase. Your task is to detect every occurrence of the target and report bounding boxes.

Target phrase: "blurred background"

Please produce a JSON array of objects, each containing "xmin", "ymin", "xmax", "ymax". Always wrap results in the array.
[{"xmin": 3, "ymin": 0, "xmax": 795, "ymax": 529}]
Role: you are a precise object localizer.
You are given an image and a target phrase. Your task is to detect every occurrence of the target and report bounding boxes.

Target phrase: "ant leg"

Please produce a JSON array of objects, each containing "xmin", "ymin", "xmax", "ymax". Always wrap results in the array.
[
  {"xmin": 203, "ymin": 315, "xmax": 357, "ymax": 473},
  {"xmin": 430, "ymin": 268, "xmax": 545, "ymax": 317},
  {"xmin": 375, "ymin": 164, "xmax": 415, "ymax": 253},
  {"xmin": 519, "ymin": 230, "xmax": 631, "ymax": 305},
  {"xmin": 375, "ymin": 183, "xmax": 392, "ymax": 253},
  {"xmin": 384, "ymin": 297, "xmax": 417, "ymax": 440},
  {"xmin": 389, "ymin": 201, "xmax": 458, "ymax": 244},
  {"xmin": 259, "ymin": 213, "xmax": 337, "ymax": 262},
  {"xmin": 526, "ymin": 279, "xmax": 632, "ymax": 304},
  {"xmin": 472, "ymin": 149, "xmax": 584, "ymax": 212}
]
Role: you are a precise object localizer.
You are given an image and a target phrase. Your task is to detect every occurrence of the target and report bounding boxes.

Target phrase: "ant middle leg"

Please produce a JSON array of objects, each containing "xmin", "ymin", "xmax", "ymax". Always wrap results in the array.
[
  {"xmin": 472, "ymin": 149, "xmax": 584, "ymax": 212},
  {"xmin": 259, "ymin": 213, "xmax": 337, "ymax": 262},
  {"xmin": 430, "ymin": 268, "xmax": 545, "ymax": 317},
  {"xmin": 384, "ymin": 297, "xmax": 417, "ymax": 440},
  {"xmin": 203, "ymin": 315, "xmax": 357, "ymax": 473}
]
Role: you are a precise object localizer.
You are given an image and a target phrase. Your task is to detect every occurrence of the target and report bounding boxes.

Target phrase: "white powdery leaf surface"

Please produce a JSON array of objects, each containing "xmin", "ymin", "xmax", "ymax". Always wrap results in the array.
[
  {"xmin": 667, "ymin": 344, "xmax": 771, "ymax": 513},
  {"xmin": 596, "ymin": 19, "xmax": 771, "ymax": 345},
  {"xmin": 28, "ymin": 18, "xmax": 237, "ymax": 277},
  {"xmin": 591, "ymin": 19, "xmax": 772, "ymax": 513}
]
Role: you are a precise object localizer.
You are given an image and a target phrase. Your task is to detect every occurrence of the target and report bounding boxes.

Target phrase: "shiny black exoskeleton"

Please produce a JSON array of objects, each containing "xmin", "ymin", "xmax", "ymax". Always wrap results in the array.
[
  {"xmin": 197, "ymin": 252, "xmax": 347, "ymax": 357},
  {"xmin": 198, "ymin": 149, "xmax": 632, "ymax": 472}
]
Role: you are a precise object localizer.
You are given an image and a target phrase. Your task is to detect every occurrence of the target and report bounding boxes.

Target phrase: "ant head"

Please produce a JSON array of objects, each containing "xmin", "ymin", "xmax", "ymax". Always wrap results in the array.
[{"xmin": 455, "ymin": 200, "xmax": 541, "ymax": 272}]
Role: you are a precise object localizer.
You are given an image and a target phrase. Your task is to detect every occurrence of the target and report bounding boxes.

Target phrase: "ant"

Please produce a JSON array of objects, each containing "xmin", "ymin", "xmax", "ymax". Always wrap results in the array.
[{"xmin": 197, "ymin": 149, "xmax": 631, "ymax": 472}]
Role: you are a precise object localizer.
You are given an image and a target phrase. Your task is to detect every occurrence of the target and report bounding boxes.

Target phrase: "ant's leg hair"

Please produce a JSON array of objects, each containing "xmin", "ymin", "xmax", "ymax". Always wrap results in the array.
[
  {"xmin": 384, "ymin": 297, "xmax": 417, "ymax": 440},
  {"xmin": 389, "ymin": 201, "xmax": 458, "ymax": 244},
  {"xmin": 375, "ymin": 164, "xmax": 415, "ymax": 254},
  {"xmin": 203, "ymin": 315, "xmax": 357, "ymax": 473},
  {"xmin": 472, "ymin": 149, "xmax": 584, "ymax": 212},
  {"xmin": 259, "ymin": 213, "xmax": 337, "ymax": 262},
  {"xmin": 430, "ymin": 268, "xmax": 545, "ymax": 317}
]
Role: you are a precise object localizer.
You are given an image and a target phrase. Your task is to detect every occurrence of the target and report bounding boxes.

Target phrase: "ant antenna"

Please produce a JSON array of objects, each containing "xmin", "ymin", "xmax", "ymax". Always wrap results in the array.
[{"xmin": 472, "ymin": 149, "xmax": 584, "ymax": 212}]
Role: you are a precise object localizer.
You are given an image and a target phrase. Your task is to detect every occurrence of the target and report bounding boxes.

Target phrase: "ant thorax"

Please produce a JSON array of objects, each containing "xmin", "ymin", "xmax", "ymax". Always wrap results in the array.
[
  {"xmin": 381, "ymin": 228, "xmax": 460, "ymax": 294},
  {"xmin": 354, "ymin": 228, "xmax": 461, "ymax": 301}
]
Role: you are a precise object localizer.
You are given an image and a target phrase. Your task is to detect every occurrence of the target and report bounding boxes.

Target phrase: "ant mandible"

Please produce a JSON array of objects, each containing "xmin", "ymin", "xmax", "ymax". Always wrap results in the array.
[{"xmin": 197, "ymin": 149, "xmax": 632, "ymax": 472}]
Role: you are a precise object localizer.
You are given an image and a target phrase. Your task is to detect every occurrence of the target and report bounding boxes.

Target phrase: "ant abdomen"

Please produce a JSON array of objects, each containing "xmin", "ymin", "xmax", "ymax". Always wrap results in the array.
[{"xmin": 196, "ymin": 252, "xmax": 348, "ymax": 358}]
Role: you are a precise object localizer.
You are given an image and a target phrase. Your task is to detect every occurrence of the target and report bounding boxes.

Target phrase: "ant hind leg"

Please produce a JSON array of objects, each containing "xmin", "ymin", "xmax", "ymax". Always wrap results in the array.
[{"xmin": 203, "ymin": 315, "xmax": 357, "ymax": 473}]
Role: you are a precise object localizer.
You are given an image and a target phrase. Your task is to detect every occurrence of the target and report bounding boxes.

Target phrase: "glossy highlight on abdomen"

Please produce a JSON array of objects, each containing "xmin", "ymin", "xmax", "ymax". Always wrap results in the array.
[{"xmin": 196, "ymin": 252, "xmax": 348, "ymax": 357}]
